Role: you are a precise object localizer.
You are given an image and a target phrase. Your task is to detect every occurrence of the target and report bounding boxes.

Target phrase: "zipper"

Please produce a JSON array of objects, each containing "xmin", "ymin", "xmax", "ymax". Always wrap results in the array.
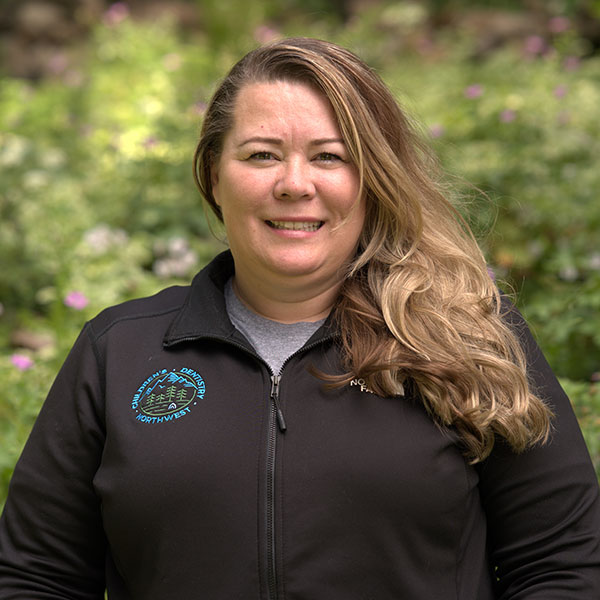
[
  {"xmin": 165, "ymin": 332, "xmax": 333, "ymax": 599},
  {"xmin": 266, "ymin": 374, "xmax": 281, "ymax": 600},
  {"xmin": 264, "ymin": 338, "xmax": 328, "ymax": 600},
  {"xmin": 270, "ymin": 374, "xmax": 286, "ymax": 432}
]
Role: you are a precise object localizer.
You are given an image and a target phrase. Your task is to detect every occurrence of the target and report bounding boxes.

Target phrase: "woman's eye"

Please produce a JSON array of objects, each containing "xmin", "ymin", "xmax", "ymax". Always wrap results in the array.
[
  {"xmin": 316, "ymin": 152, "xmax": 342, "ymax": 162},
  {"xmin": 249, "ymin": 151, "xmax": 274, "ymax": 161}
]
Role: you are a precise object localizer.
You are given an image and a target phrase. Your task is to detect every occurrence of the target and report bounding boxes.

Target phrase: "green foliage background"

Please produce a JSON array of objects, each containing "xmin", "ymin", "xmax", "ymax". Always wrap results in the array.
[{"xmin": 1, "ymin": 0, "xmax": 599, "ymax": 506}]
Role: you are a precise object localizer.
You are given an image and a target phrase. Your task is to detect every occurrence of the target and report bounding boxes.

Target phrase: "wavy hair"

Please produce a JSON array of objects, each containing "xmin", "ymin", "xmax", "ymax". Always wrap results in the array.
[{"xmin": 193, "ymin": 37, "xmax": 551, "ymax": 462}]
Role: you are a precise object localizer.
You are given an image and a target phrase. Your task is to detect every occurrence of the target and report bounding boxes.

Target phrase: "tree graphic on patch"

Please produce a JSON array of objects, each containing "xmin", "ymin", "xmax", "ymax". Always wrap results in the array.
[{"xmin": 131, "ymin": 368, "xmax": 206, "ymax": 424}]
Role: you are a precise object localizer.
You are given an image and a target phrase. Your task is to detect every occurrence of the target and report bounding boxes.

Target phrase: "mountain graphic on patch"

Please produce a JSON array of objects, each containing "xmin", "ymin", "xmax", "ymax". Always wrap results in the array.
[{"xmin": 139, "ymin": 371, "xmax": 199, "ymax": 417}]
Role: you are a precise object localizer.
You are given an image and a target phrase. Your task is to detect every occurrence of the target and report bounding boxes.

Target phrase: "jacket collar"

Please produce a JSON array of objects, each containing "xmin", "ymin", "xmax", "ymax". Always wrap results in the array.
[
  {"xmin": 163, "ymin": 250, "xmax": 240, "ymax": 348},
  {"xmin": 163, "ymin": 250, "xmax": 337, "ymax": 349}
]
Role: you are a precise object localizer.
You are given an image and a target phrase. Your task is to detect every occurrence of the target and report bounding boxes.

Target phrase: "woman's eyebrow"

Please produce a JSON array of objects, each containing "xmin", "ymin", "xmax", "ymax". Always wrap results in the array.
[
  {"xmin": 238, "ymin": 136, "xmax": 282, "ymax": 146},
  {"xmin": 238, "ymin": 136, "xmax": 345, "ymax": 146},
  {"xmin": 310, "ymin": 138, "xmax": 345, "ymax": 146}
]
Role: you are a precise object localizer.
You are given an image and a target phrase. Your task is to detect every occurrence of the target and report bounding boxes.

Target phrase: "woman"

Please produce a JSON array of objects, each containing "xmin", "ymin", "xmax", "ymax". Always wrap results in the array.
[{"xmin": 1, "ymin": 37, "xmax": 599, "ymax": 599}]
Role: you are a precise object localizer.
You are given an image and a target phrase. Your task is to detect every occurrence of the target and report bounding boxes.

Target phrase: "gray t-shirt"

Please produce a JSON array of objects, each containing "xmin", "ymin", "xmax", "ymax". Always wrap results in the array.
[{"xmin": 224, "ymin": 278, "xmax": 325, "ymax": 375}]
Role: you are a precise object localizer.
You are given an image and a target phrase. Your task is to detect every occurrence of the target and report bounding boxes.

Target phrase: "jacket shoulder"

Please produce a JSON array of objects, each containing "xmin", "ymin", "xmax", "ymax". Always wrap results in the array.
[{"xmin": 87, "ymin": 285, "xmax": 190, "ymax": 341}]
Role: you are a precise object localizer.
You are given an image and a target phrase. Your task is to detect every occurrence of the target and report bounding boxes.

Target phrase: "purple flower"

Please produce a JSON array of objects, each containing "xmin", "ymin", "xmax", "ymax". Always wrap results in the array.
[
  {"xmin": 499, "ymin": 109, "xmax": 516, "ymax": 123},
  {"xmin": 524, "ymin": 35, "xmax": 546, "ymax": 56},
  {"xmin": 103, "ymin": 2, "xmax": 129, "ymax": 26},
  {"xmin": 486, "ymin": 267, "xmax": 496, "ymax": 282},
  {"xmin": 429, "ymin": 124, "xmax": 445, "ymax": 138},
  {"xmin": 548, "ymin": 16, "xmax": 570, "ymax": 34},
  {"xmin": 563, "ymin": 56, "xmax": 580, "ymax": 72},
  {"xmin": 464, "ymin": 84, "xmax": 483, "ymax": 99},
  {"xmin": 143, "ymin": 136, "xmax": 158, "ymax": 149},
  {"xmin": 48, "ymin": 53, "xmax": 69, "ymax": 75},
  {"xmin": 416, "ymin": 35, "xmax": 435, "ymax": 57},
  {"xmin": 11, "ymin": 354, "xmax": 33, "ymax": 370},
  {"xmin": 254, "ymin": 25, "xmax": 280, "ymax": 44},
  {"xmin": 64, "ymin": 291, "xmax": 89, "ymax": 310},
  {"xmin": 192, "ymin": 101, "xmax": 207, "ymax": 115},
  {"xmin": 554, "ymin": 84, "xmax": 568, "ymax": 98}
]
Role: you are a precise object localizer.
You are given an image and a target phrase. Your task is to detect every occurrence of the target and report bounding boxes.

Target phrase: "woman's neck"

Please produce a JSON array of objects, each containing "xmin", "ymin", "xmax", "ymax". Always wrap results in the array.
[{"xmin": 231, "ymin": 273, "xmax": 341, "ymax": 324}]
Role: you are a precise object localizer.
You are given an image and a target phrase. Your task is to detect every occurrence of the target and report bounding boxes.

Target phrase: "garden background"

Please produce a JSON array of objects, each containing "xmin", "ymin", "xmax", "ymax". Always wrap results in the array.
[{"xmin": 1, "ymin": 0, "xmax": 599, "ymax": 507}]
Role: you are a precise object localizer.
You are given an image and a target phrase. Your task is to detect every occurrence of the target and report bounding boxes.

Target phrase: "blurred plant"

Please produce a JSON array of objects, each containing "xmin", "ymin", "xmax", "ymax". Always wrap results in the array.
[
  {"xmin": 385, "ymin": 34, "xmax": 600, "ymax": 381},
  {"xmin": 562, "ymin": 378, "xmax": 600, "ymax": 478}
]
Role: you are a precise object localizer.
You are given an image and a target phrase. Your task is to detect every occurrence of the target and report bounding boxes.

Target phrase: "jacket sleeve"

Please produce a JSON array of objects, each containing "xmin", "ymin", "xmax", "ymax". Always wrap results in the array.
[
  {"xmin": 478, "ymin": 305, "xmax": 600, "ymax": 598},
  {"xmin": 0, "ymin": 324, "xmax": 107, "ymax": 599}
]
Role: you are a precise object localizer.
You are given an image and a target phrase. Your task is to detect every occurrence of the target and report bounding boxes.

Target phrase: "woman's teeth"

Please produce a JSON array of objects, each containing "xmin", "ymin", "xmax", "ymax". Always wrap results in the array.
[{"xmin": 267, "ymin": 220, "xmax": 322, "ymax": 231}]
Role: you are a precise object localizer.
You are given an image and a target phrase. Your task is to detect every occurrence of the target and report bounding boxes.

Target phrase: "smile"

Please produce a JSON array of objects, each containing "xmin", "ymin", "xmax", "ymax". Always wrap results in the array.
[{"xmin": 266, "ymin": 220, "xmax": 323, "ymax": 232}]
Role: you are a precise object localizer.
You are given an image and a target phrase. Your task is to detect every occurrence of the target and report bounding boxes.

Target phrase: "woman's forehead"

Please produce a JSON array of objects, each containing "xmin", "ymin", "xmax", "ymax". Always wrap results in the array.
[{"xmin": 227, "ymin": 81, "xmax": 342, "ymax": 141}]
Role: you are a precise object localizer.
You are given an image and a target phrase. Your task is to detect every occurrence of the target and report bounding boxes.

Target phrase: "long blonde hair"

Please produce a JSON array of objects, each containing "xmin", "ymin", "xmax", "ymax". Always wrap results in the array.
[{"xmin": 193, "ymin": 37, "xmax": 551, "ymax": 461}]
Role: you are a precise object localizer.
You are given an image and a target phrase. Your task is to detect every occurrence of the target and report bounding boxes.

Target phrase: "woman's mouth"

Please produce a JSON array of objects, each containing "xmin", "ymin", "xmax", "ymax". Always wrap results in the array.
[{"xmin": 266, "ymin": 220, "xmax": 323, "ymax": 232}]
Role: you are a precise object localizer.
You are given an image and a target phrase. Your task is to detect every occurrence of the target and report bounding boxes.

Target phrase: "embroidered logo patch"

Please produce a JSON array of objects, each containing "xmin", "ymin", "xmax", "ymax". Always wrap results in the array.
[{"xmin": 132, "ymin": 368, "xmax": 205, "ymax": 424}]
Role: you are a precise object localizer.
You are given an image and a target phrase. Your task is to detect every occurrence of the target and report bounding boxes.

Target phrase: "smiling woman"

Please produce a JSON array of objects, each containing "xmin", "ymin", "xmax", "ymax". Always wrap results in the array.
[
  {"xmin": 1, "ymin": 37, "xmax": 599, "ymax": 600},
  {"xmin": 211, "ymin": 80, "xmax": 364, "ymax": 322}
]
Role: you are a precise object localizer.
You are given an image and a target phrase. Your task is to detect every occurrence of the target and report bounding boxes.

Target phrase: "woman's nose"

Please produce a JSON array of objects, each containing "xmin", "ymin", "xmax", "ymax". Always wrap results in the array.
[{"xmin": 273, "ymin": 158, "xmax": 316, "ymax": 200}]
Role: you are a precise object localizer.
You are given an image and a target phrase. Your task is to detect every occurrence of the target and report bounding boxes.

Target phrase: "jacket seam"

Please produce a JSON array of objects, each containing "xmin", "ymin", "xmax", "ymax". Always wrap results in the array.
[
  {"xmin": 455, "ymin": 453, "xmax": 474, "ymax": 600},
  {"xmin": 167, "ymin": 329, "xmax": 240, "ymax": 341},
  {"xmin": 90, "ymin": 306, "xmax": 182, "ymax": 342},
  {"xmin": 85, "ymin": 323, "xmax": 107, "ymax": 405}
]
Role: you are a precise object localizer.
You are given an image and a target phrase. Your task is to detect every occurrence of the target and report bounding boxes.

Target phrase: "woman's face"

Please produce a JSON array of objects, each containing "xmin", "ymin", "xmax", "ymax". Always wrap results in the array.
[{"xmin": 211, "ymin": 80, "xmax": 364, "ymax": 290}]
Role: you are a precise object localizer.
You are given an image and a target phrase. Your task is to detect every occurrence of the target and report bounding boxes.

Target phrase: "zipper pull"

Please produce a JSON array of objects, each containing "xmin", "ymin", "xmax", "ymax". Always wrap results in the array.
[{"xmin": 270, "ymin": 374, "xmax": 287, "ymax": 432}]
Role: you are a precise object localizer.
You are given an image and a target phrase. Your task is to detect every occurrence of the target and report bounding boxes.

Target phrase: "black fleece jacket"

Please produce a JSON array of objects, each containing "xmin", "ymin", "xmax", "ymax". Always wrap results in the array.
[{"xmin": 1, "ymin": 251, "xmax": 599, "ymax": 599}]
